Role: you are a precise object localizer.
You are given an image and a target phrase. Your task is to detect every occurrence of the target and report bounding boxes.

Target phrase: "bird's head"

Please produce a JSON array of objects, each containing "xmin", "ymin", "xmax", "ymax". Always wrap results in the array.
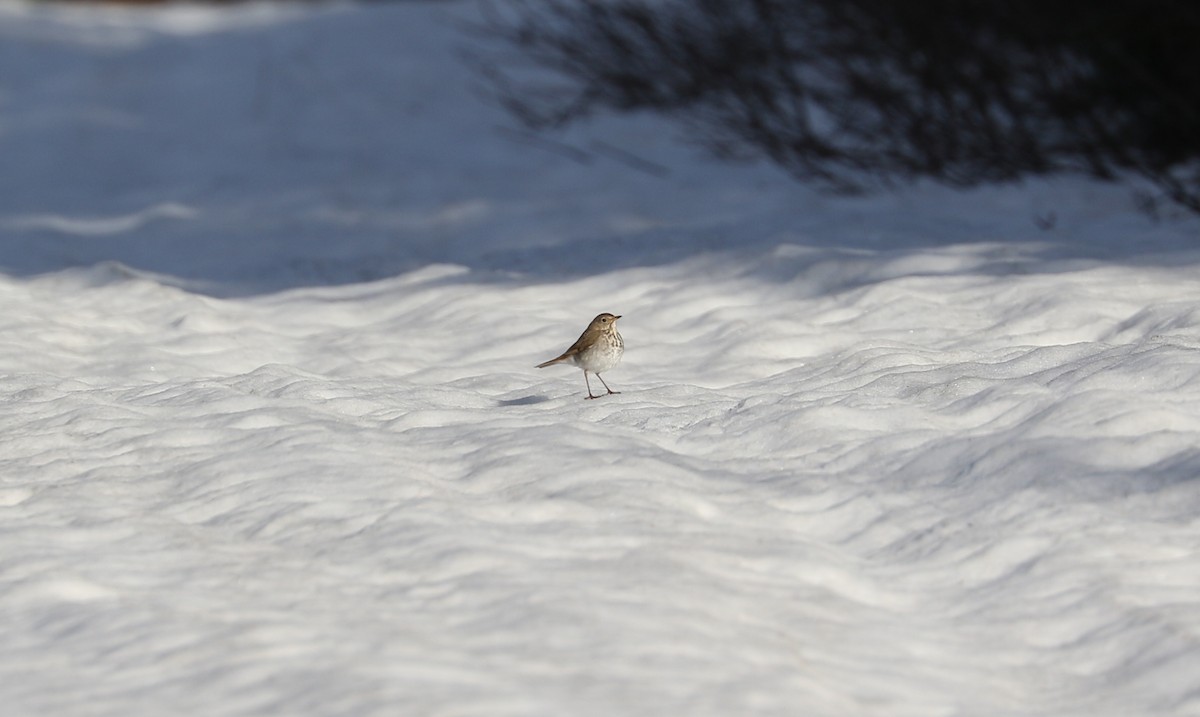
[{"xmin": 590, "ymin": 313, "xmax": 621, "ymax": 330}]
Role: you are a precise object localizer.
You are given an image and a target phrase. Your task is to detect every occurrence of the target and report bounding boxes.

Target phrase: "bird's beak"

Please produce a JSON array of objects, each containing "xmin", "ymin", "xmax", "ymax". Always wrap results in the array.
[{"xmin": 614, "ymin": 315, "xmax": 622, "ymax": 320}]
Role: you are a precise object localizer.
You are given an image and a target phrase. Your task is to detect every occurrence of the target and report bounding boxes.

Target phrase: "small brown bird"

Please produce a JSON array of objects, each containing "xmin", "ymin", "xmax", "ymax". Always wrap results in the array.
[{"xmin": 536, "ymin": 313, "xmax": 624, "ymax": 399}]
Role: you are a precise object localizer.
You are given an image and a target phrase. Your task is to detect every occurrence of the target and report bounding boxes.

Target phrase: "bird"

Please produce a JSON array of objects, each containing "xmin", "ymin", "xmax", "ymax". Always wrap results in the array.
[{"xmin": 536, "ymin": 313, "xmax": 624, "ymax": 399}]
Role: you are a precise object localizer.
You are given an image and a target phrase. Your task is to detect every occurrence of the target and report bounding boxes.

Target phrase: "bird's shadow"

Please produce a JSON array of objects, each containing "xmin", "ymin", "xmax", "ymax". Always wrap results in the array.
[{"xmin": 496, "ymin": 394, "xmax": 553, "ymax": 407}]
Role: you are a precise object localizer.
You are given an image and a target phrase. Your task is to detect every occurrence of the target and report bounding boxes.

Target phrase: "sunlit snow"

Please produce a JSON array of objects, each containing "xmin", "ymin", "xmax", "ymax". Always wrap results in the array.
[{"xmin": 1, "ymin": 1, "xmax": 1199, "ymax": 715}]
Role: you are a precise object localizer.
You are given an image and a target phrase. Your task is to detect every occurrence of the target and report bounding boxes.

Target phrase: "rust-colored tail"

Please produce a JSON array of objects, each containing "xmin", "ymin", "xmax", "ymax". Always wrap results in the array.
[{"xmin": 536, "ymin": 352, "xmax": 571, "ymax": 368}]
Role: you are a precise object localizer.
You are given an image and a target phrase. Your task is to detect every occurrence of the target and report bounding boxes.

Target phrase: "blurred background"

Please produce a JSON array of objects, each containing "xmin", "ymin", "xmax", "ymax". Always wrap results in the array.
[{"xmin": 2, "ymin": 0, "xmax": 1196, "ymax": 297}]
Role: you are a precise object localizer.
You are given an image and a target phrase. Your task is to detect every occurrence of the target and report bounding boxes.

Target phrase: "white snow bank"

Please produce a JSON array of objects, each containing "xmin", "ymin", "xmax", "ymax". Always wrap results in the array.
[{"xmin": 1, "ymin": 2, "xmax": 1198, "ymax": 716}]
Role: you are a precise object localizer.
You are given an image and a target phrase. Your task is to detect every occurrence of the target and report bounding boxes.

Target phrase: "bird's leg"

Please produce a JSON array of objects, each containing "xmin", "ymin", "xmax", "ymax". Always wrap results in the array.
[
  {"xmin": 596, "ymin": 374, "xmax": 620, "ymax": 396},
  {"xmin": 584, "ymin": 371, "xmax": 599, "ymax": 400}
]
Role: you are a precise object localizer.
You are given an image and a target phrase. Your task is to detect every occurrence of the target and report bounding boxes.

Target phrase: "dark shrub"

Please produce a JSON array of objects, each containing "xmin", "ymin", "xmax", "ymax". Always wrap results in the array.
[{"xmin": 480, "ymin": 0, "xmax": 1200, "ymax": 214}]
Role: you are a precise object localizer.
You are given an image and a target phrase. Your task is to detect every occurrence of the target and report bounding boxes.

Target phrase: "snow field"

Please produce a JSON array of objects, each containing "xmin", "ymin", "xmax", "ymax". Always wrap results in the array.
[{"xmin": 1, "ymin": 1, "xmax": 1199, "ymax": 715}]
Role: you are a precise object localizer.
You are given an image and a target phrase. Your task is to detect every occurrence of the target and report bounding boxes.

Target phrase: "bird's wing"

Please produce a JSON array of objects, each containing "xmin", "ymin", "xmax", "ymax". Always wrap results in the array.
[{"xmin": 535, "ymin": 328, "xmax": 591, "ymax": 368}]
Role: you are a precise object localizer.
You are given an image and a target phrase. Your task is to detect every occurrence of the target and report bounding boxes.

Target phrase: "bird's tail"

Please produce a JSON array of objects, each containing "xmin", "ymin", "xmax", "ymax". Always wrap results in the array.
[{"xmin": 536, "ymin": 354, "xmax": 569, "ymax": 369}]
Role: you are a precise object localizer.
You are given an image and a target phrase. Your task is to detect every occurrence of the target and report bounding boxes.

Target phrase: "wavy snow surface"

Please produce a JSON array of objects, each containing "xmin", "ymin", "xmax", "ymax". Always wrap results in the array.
[{"xmin": 2, "ymin": 2, "xmax": 1199, "ymax": 716}]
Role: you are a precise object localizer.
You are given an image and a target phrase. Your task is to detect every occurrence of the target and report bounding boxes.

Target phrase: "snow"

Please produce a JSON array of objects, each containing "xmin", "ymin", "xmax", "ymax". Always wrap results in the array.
[{"xmin": 2, "ymin": 1, "xmax": 1200, "ymax": 715}]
